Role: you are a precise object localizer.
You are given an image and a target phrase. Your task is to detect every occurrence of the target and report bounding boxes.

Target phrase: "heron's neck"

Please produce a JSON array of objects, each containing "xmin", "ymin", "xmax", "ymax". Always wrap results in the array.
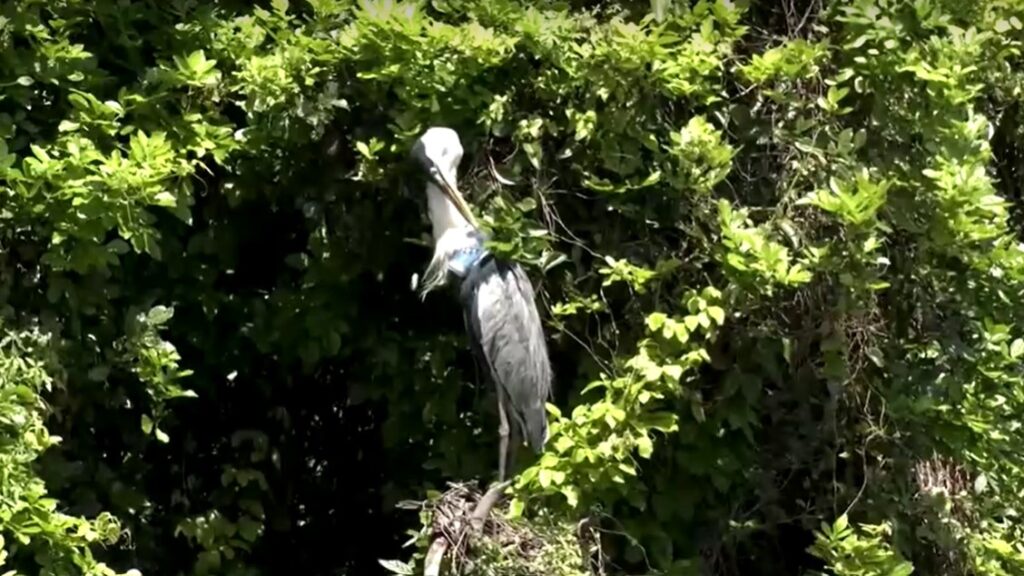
[
  {"xmin": 420, "ymin": 182, "xmax": 482, "ymax": 296},
  {"xmin": 426, "ymin": 182, "xmax": 473, "ymax": 241}
]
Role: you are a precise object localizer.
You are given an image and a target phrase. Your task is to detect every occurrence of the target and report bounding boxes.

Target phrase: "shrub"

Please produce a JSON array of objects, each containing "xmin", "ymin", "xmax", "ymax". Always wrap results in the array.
[{"xmin": 1, "ymin": 1, "xmax": 1024, "ymax": 575}]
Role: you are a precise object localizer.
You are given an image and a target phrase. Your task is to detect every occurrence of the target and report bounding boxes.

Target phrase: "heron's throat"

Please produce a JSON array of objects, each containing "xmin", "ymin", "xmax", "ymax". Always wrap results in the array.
[
  {"xmin": 425, "ymin": 182, "xmax": 472, "ymax": 241},
  {"xmin": 420, "ymin": 182, "xmax": 484, "ymax": 297}
]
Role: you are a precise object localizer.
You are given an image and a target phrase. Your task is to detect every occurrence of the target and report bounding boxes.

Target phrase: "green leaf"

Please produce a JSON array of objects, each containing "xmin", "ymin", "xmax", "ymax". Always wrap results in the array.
[
  {"xmin": 154, "ymin": 191, "xmax": 177, "ymax": 206},
  {"xmin": 15, "ymin": 76, "xmax": 33, "ymax": 86},
  {"xmin": 554, "ymin": 435, "xmax": 574, "ymax": 453},
  {"xmin": 522, "ymin": 141, "xmax": 542, "ymax": 170},
  {"xmin": 107, "ymin": 239, "xmax": 131, "ymax": 254},
  {"xmin": 643, "ymin": 412, "xmax": 678, "ymax": 432},
  {"xmin": 707, "ymin": 306, "xmax": 726, "ymax": 325},
  {"xmin": 643, "ymin": 365, "xmax": 663, "ymax": 382},
  {"xmin": 646, "ymin": 312, "xmax": 668, "ymax": 331},
  {"xmin": 378, "ymin": 559, "xmax": 413, "ymax": 575},
  {"xmin": 663, "ymin": 364, "xmax": 683, "ymax": 381},
  {"xmin": 507, "ymin": 498, "xmax": 525, "ymax": 519},
  {"xmin": 561, "ymin": 485, "xmax": 579, "ymax": 507},
  {"xmin": 697, "ymin": 312, "xmax": 711, "ymax": 329},
  {"xmin": 141, "ymin": 415, "xmax": 154, "ymax": 435},
  {"xmin": 834, "ymin": 514, "xmax": 848, "ymax": 533},
  {"xmin": 1010, "ymin": 338, "xmax": 1024, "ymax": 359},
  {"xmin": 147, "ymin": 305, "xmax": 174, "ymax": 325},
  {"xmin": 238, "ymin": 516, "xmax": 261, "ymax": 542},
  {"xmin": 636, "ymin": 434, "xmax": 653, "ymax": 458},
  {"xmin": 889, "ymin": 563, "xmax": 914, "ymax": 576}
]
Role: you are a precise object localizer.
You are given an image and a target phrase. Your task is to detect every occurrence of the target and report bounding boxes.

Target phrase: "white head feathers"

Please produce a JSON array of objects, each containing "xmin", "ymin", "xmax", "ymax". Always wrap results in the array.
[{"xmin": 411, "ymin": 127, "xmax": 481, "ymax": 297}]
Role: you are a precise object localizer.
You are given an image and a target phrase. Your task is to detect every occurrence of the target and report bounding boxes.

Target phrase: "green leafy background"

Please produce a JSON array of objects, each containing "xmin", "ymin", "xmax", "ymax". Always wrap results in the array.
[{"xmin": 1, "ymin": 0, "xmax": 1024, "ymax": 574}]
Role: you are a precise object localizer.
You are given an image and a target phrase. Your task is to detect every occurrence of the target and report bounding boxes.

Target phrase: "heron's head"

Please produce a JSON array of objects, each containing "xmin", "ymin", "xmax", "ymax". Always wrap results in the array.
[{"xmin": 410, "ymin": 127, "xmax": 477, "ymax": 226}]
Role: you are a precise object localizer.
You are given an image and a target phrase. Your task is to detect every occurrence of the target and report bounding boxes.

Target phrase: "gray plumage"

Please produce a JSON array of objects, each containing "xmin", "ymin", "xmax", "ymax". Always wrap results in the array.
[{"xmin": 460, "ymin": 256, "xmax": 551, "ymax": 454}]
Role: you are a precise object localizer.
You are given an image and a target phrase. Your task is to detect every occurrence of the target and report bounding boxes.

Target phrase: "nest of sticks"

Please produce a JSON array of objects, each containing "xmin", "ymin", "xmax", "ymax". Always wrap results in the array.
[
  {"xmin": 420, "ymin": 480, "xmax": 510, "ymax": 576},
  {"xmin": 414, "ymin": 480, "xmax": 598, "ymax": 576}
]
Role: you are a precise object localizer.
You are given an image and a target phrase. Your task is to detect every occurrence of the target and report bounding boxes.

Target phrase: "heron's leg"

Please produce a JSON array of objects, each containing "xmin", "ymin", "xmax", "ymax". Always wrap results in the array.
[
  {"xmin": 506, "ymin": 426, "xmax": 519, "ymax": 479},
  {"xmin": 497, "ymin": 394, "xmax": 510, "ymax": 483}
]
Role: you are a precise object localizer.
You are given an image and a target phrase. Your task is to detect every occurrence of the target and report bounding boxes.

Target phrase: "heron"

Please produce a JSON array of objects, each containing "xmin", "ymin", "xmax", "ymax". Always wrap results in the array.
[{"xmin": 410, "ymin": 126, "xmax": 552, "ymax": 483}]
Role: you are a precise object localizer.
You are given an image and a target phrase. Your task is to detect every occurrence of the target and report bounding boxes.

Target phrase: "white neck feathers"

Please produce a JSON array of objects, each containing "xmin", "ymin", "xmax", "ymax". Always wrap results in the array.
[
  {"xmin": 419, "ymin": 183, "xmax": 479, "ymax": 297},
  {"xmin": 425, "ymin": 182, "xmax": 473, "ymax": 241}
]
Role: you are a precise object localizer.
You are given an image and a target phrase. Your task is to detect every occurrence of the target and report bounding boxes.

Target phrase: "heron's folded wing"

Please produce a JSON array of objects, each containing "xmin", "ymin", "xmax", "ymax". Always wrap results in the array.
[{"xmin": 462, "ymin": 260, "xmax": 551, "ymax": 451}]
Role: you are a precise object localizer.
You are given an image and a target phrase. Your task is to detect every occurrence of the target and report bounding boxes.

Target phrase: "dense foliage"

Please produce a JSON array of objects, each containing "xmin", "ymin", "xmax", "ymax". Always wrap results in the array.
[{"xmin": 2, "ymin": 0, "xmax": 1024, "ymax": 574}]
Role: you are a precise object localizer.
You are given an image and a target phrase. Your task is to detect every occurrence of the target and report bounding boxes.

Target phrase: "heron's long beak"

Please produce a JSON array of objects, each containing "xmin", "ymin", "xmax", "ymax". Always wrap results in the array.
[{"xmin": 433, "ymin": 167, "xmax": 479, "ymax": 228}]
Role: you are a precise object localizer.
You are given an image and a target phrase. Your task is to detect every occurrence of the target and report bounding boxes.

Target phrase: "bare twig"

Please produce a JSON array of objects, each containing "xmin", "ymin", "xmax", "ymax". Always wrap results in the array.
[
  {"xmin": 469, "ymin": 480, "xmax": 513, "ymax": 531},
  {"xmin": 840, "ymin": 449, "xmax": 870, "ymax": 518},
  {"xmin": 423, "ymin": 538, "xmax": 449, "ymax": 576}
]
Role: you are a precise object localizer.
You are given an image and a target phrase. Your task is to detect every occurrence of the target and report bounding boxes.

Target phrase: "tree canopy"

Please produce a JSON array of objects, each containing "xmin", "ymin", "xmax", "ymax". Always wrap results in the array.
[{"xmin": 2, "ymin": 0, "xmax": 1024, "ymax": 575}]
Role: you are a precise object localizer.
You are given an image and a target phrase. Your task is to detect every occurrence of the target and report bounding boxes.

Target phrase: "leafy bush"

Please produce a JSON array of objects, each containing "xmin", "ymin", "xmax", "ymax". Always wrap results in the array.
[
  {"xmin": 2, "ymin": 0, "xmax": 1024, "ymax": 575},
  {"xmin": 808, "ymin": 515, "xmax": 913, "ymax": 576}
]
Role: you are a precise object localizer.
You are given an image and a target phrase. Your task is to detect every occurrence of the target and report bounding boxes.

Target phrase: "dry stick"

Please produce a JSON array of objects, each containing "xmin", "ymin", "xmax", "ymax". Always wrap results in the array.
[
  {"xmin": 422, "ymin": 480, "xmax": 513, "ymax": 576},
  {"xmin": 423, "ymin": 538, "xmax": 449, "ymax": 576},
  {"xmin": 469, "ymin": 480, "xmax": 513, "ymax": 531}
]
